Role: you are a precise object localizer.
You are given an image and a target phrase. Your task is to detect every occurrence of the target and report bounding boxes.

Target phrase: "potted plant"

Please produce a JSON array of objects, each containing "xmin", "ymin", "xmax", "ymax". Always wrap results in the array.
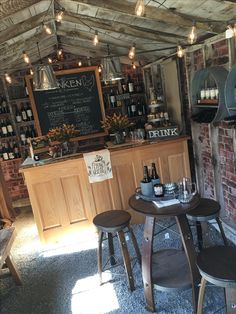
[{"xmin": 101, "ymin": 113, "xmax": 131, "ymax": 144}]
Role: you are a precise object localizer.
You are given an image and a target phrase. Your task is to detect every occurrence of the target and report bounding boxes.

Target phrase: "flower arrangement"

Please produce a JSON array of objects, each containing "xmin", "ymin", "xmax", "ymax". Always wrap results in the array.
[
  {"xmin": 47, "ymin": 124, "xmax": 80, "ymax": 142},
  {"xmin": 101, "ymin": 113, "xmax": 131, "ymax": 134}
]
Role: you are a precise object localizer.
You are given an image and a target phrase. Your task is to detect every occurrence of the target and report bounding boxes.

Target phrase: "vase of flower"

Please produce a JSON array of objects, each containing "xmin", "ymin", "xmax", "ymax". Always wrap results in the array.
[{"xmin": 113, "ymin": 131, "xmax": 125, "ymax": 145}]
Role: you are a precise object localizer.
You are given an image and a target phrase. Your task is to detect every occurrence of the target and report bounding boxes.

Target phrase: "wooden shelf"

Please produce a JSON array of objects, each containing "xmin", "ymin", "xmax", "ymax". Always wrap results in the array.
[
  {"xmin": 9, "ymin": 97, "xmax": 29, "ymax": 102},
  {"xmin": 0, "ymin": 113, "xmax": 11, "ymax": 117},
  {"xmin": 195, "ymin": 105, "xmax": 218, "ymax": 109},
  {"xmin": 197, "ymin": 99, "xmax": 218, "ymax": 105},
  {"xmin": 0, "ymin": 135, "xmax": 17, "ymax": 141},
  {"xmin": 15, "ymin": 120, "xmax": 35, "ymax": 127}
]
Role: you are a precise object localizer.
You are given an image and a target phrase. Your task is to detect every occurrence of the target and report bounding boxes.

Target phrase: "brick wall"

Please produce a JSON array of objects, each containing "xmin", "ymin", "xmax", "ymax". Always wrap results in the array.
[{"xmin": 190, "ymin": 39, "xmax": 236, "ymax": 222}]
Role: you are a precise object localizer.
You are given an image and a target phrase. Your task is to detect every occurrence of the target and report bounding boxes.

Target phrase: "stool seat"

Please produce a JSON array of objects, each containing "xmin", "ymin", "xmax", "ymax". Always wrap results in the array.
[
  {"xmin": 196, "ymin": 246, "xmax": 236, "ymax": 314},
  {"xmin": 187, "ymin": 198, "xmax": 220, "ymax": 221},
  {"xmin": 197, "ymin": 246, "xmax": 236, "ymax": 287},
  {"xmin": 93, "ymin": 210, "xmax": 141, "ymax": 291},
  {"xmin": 186, "ymin": 198, "xmax": 227, "ymax": 250},
  {"xmin": 93, "ymin": 210, "xmax": 131, "ymax": 232}
]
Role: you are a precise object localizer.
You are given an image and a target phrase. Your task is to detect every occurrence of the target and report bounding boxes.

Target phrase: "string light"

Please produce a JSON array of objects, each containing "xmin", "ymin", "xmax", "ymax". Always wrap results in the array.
[
  {"xmin": 128, "ymin": 43, "xmax": 136, "ymax": 59},
  {"xmin": 225, "ymin": 23, "xmax": 236, "ymax": 39},
  {"xmin": 56, "ymin": 10, "xmax": 64, "ymax": 22},
  {"xmin": 135, "ymin": 0, "xmax": 145, "ymax": 17},
  {"xmin": 30, "ymin": 68, "xmax": 34, "ymax": 75},
  {"xmin": 48, "ymin": 57, "xmax": 53, "ymax": 64},
  {"xmin": 132, "ymin": 62, "xmax": 136, "ymax": 69},
  {"xmin": 187, "ymin": 21, "xmax": 197, "ymax": 44},
  {"xmin": 57, "ymin": 48, "xmax": 63, "ymax": 59},
  {"xmin": 177, "ymin": 45, "xmax": 184, "ymax": 58},
  {"xmin": 43, "ymin": 23, "xmax": 52, "ymax": 35},
  {"xmin": 93, "ymin": 30, "xmax": 99, "ymax": 46},
  {"xmin": 4, "ymin": 72, "xmax": 12, "ymax": 84},
  {"xmin": 78, "ymin": 60, "xmax": 82, "ymax": 67},
  {"xmin": 22, "ymin": 51, "xmax": 30, "ymax": 64},
  {"xmin": 98, "ymin": 65, "xmax": 102, "ymax": 73}
]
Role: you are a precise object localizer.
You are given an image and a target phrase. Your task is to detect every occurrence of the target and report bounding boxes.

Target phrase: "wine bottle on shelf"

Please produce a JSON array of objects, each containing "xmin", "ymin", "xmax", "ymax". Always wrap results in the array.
[
  {"xmin": 20, "ymin": 127, "xmax": 27, "ymax": 145},
  {"xmin": 20, "ymin": 103, "xmax": 28, "ymax": 121},
  {"xmin": 137, "ymin": 101, "xmax": 143, "ymax": 116},
  {"xmin": 130, "ymin": 99, "xmax": 137, "ymax": 117},
  {"xmin": 15, "ymin": 106, "xmax": 22, "ymax": 123},
  {"xmin": 127, "ymin": 75, "xmax": 134, "ymax": 93},
  {"xmin": 13, "ymin": 141, "xmax": 21, "ymax": 158},
  {"xmin": 2, "ymin": 143, "xmax": 9, "ymax": 161},
  {"xmin": 110, "ymin": 89, "xmax": 116, "ymax": 108},
  {"xmin": 6, "ymin": 118, "xmax": 14, "ymax": 136},
  {"xmin": 8, "ymin": 141, "xmax": 15, "ymax": 159},
  {"xmin": 121, "ymin": 79, "xmax": 127, "ymax": 94},
  {"xmin": 26, "ymin": 102, "xmax": 34, "ymax": 120},
  {"xmin": 25, "ymin": 126, "xmax": 31, "ymax": 143},
  {"xmin": 1, "ymin": 119, "xmax": 8, "ymax": 137},
  {"xmin": 2, "ymin": 99, "xmax": 9, "ymax": 113},
  {"xmin": 30, "ymin": 125, "xmax": 37, "ymax": 138},
  {"xmin": 151, "ymin": 162, "xmax": 160, "ymax": 185}
]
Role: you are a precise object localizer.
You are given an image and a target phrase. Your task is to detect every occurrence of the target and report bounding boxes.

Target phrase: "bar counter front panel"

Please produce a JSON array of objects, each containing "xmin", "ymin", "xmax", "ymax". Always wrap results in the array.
[{"xmin": 21, "ymin": 137, "xmax": 191, "ymax": 244}]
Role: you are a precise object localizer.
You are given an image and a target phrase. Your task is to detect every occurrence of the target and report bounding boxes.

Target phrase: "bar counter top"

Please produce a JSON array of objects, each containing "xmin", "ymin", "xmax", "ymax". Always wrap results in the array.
[{"xmin": 20, "ymin": 135, "xmax": 191, "ymax": 244}]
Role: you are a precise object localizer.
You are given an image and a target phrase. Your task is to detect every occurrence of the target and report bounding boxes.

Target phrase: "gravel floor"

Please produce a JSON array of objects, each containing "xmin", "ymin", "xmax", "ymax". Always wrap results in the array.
[{"xmin": 0, "ymin": 206, "xmax": 228, "ymax": 314}]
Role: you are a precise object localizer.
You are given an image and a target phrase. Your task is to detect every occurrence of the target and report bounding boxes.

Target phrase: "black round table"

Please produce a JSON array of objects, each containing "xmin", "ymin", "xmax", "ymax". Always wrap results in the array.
[{"xmin": 129, "ymin": 194, "xmax": 201, "ymax": 313}]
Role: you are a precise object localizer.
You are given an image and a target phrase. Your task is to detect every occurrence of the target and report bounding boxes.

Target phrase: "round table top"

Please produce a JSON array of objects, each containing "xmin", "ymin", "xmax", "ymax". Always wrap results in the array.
[{"xmin": 129, "ymin": 194, "xmax": 200, "ymax": 217}]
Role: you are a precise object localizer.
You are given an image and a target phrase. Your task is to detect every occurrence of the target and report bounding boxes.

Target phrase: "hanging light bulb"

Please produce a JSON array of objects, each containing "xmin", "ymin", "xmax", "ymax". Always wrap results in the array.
[
  {"xmin": 177, "ymin": 45, "xmax": 184, "ymax": 58},
  {"xmin": 93, "ymin": 30, "xmax": 99, "ymax": 46},
  {"xmin": 135, "ymin": 0, "xmax": 145, "ymax": 17},
  {"xmin": 57, "ymin": 48, "xmax": 63, "ymax": 59},
  {"xmin": 78, "ymin": 60, "xmax": 82, "ymax": 67},
  {"xmin": 22, "ymin": 51, "xmax": 30, "ymax": 64},
  {"xmin": 48, "ymin": 57, "xmax": 53, "ymax": 64},
  {"xmin": 98, "ymin": 65, "xmax": 102, "ymax": 73},
  {"xmin": 56, "ymin": 10, "xmax": 64, "ymax": 22},
  {"xmin": 30, "ymin": 68, "xmax": 34, "ymax": 75},
  {"xmin": 43, "ymin": 23, "xmax": 52, "ymax": 35},
  {"xmin": 128, "ymin": 44, "xmax": 136, "ymax": 59},
  {"xmin": 4, "ymin": 72, "xmax": 12, "ymax": 84},
  {"xmin": 132, "ymin": 62, "xmax": 136, "ymax": 69},
  {"xmin": 187, "ymin": 21, "xmax": 197, "ymax": 44}
]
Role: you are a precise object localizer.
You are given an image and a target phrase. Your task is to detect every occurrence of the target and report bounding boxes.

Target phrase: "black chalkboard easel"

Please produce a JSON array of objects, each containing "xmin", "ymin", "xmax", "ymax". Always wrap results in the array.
[{"xmin": 25, "ymin": 66, "xmax": 106, "ymax": 140}]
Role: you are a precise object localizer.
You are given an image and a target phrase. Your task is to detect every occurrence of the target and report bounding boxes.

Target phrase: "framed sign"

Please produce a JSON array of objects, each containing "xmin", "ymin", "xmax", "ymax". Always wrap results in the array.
[{"xmin": 25, "ymin": 66, "xmax": 106, "ymax": 140}]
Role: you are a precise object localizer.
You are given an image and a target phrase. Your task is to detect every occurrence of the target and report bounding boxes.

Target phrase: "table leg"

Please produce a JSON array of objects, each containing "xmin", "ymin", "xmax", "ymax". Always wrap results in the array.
[
  {"xmin": 142, "ymin": 216, "xmax": 155, "ymax": 312},
  {"xmin": 176, "ymin": 215, "xmax": 201, "ymax": 314}
]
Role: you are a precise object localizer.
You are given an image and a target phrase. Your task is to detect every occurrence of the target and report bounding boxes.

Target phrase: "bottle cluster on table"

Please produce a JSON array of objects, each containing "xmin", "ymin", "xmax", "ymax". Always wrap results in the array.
[{"xmin": 141, "ymin": 163, "xmax": 164, "ymax": 197}]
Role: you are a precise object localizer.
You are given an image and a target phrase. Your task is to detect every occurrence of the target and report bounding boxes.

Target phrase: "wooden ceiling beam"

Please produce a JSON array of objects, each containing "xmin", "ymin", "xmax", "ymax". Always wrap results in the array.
[
  {"xmin": 60, "ymin": 0, "xmax": 222, "ymax": 33},
  {"xmin": 0, "ymin": 0, "xmax": 42, "ymax": 19}
]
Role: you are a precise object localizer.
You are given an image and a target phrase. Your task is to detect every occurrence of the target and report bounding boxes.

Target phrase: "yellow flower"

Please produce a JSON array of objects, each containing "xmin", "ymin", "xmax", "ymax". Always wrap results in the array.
[
  {"xmin": 101, "ymin": 113, "xmax": 131, "ymax": 133},
  {"xmin": 47, "ymin": 124, "xmax": 80, "ymax": 142}
]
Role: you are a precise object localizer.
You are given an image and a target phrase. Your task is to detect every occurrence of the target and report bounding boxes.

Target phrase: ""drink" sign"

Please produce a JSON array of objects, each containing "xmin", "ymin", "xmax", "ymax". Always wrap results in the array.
[{"xmin": 147, "ymin": 126, "xmax": 179, "ymax": 139}]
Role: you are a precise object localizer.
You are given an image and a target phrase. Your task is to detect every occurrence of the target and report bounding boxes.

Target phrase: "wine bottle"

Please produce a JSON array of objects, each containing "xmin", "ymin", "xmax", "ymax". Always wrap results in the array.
[
  {"xmin": 26, "ymin": 102, "xmax": 34, "ymax": 120},
  {"xmin": 130, "ymin": 99, "xmax": 137, "ymax": 117},
  {"xmin": 8, "ymin": 141, "xmax": 15, "ymax": 159},
  {"xmin": 142, "ymin": 166, "xmax": 151, "ymax": 183},
  {"xmin": 21, "ymin": 103, "xmax": 28, "ymax": 121},
  {"xmin": 15, "ymin": 106, "xmax": 22, "ymax": 123},
  {"xmin": 110, "ymin": 89, "xmax": 116, "ymax": 108},
  {"xmin": 127, "ymin": 74, "xmax": 134, "ymax": 93},
  {"xmin": 1, "ymin": 119, "xmax": 8, "ymax": 137},
  {"xmin": 1, "ymin": 99, "xmax": 8, "ymax": 113},
  {"xmin": 13, "ymin": 141, "xmax": 21, "ymax": 158},
  {"xmin": 6, "ymin": 118, "xmax": 14, "ymax": 136},
  {"xmin": 2, "ymin": 143, "xmax": 9, "ymax": 161},
  {"xmin": 137, "ymin": 101, "xmax": 143, "ymax": 116},
  {"xmin": 151, "ymin": 162, "xmax": 160, "ymax": 185},
  {"xmin": 30, "ymin": 125, "xmax": 37, "ymax": 138},
  {"xmin": 20, "ymin": 127, "xmax": 27, "ymax": 145}
]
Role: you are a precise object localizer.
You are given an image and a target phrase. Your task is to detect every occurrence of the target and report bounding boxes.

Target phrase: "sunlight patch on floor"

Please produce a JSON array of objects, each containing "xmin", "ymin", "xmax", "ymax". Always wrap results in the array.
[{"xmin": 71, "ymin": 272, "xmax": 119, "ymax": 314}]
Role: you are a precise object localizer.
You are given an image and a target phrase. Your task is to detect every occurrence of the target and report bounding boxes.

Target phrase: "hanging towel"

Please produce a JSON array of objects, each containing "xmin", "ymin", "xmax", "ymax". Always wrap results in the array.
[{"xmin": 83, "ymin": 149, "xmax": 113, "ymax": 183}]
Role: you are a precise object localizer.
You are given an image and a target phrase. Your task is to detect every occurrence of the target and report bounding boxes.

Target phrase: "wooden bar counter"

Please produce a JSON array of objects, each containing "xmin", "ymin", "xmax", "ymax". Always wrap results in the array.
[{"xmin": 20, "ymin": 136, "xmax": 191, "ymax": 244}]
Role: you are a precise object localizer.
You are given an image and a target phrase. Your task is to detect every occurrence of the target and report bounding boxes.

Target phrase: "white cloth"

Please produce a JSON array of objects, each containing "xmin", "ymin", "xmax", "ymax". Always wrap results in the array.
[
  {"xmin": 83, "ymin": 149, "xmax": 113, "ymax": 183},
  {"xmin": 153, "ymin": 198, "xmax": 180, "ymax": 208}
]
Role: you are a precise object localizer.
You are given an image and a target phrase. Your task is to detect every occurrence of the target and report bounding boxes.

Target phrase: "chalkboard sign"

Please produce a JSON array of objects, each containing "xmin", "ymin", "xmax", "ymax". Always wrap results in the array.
[{"xmin": 25, "ymin": 66, "xmax": 106, "ymax": 139}]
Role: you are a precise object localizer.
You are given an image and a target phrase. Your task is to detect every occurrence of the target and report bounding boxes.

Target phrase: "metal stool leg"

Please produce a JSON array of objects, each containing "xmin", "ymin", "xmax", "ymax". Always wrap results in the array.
[
  {"xmin": 127, "ymin": 225, "xmax": 141, "ymax": 265},
  {"xmin": 225, "ymin": 287, "xmax": 236, "ymax": 314},
  {"xmin": 108, "ymin": 232, "xmax": 116, "ymax": 265},
  {"xmin": 117, "ymin": 230, "xmax": 135, "ymax": 291},
  {"xmin": 197, "ymin": 277, "xmax": 207, "ymax": 314},
  {"xmin": 98, "ymin": 231, "xmax": 104, "ymax": 285},
  {"xmin": 215, "ymin": 217, "xmax": 228, "ymax": 246}
]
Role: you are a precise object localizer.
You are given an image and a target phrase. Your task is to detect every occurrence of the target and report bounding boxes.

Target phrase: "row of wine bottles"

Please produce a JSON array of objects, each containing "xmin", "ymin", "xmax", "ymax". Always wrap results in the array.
[
  {"xmin": 0, "ymin": 119, "xmax": 15, "ymax": 137},
  {"xmin": 20, "ymin": 126, "xmax": 37, "ymax": 145},
  {"xmin": 0, "ymin": 97, "xmax": 10, "ymax": 114},
  {"xmin": 0, "ymin": 141, "xmax": 21, "ymax": 161},
  {"xmin": 126, "ymin": 99, "xmax": 146, "ymax": 117},
  {"xmin": 15, "ymin": 103, "xmax": 34, "ymax": 122}
]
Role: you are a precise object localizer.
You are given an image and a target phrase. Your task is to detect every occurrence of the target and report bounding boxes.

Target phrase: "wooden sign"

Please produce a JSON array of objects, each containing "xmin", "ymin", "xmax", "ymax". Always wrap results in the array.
[
  {"xmin": 25, "ymin": 66, "xmax": 106, "ymax": 140},
  {"xmin": 147, "ymin": 126, "xmax": 179, "ymax": 139}
]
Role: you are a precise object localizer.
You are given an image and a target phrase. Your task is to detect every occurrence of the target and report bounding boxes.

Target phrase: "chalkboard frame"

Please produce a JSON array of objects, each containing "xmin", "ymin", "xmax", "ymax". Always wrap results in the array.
[{"xmin": 25, "ymin": 66, "xmax": 107, "ymax": 140}]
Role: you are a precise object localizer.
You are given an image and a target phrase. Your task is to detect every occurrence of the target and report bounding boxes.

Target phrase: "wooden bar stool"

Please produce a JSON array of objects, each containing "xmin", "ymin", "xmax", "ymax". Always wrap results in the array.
[
  {"xmin": 186, "ymin": 198, "xmax": 228, "ymax": 250},
  {"xmin": 93, "ymin": 210, "xmax": 141, "ymax": 291},
  {"xmin": 197, "ymin": 246, "xmax": 236, "ymax": 314}
]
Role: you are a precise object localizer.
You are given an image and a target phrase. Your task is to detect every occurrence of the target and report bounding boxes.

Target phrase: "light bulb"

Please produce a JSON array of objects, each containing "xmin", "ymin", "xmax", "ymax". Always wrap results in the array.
[
  {"xmin": 188, "ymin": 24, "xmax": 197, "ymax": 44},
  {"xmin": 4, "ymin": 72, "xmax": 12, "ymax": 84},
  {"xmin": 98, "ymin": 65, "xmax": 102, "ymax": 73},
  {"xmin": 23, "ymin": 51, "xmax": 30, "ymax": 64},
  {"xmin": 93, "ymin": 30, "xmax": 99, "ymax": 46},
  {"xmin": 57, "ymin": 49, "xmax": 63, "ymax": 58},
  {"xmin": 177, "ymin": 45, "xmax": 184, "ymax": 58},
  {"xmin": 225, "ymin": 24, "xmax": 236, "ymax": 39},
  {"xmin": 48, "ymin": 57, "xmax": 53, "ymax": 64},
  {"xmin": 135, "ymin": 0, "xmax": 145, "ymax": 17},
  {"xmin": 43, "ymin": 23, "xmax": 52, "ymax": 35},
  {"xmin": 132, "ymin": 62, "xmax": 136, "ymax": 69},
  {"xmin": 56, "ymin": 10, "xmax": 64, "ymax": 22},
  {"xmin": 30, "ymin": 68, "xmax": 34, "ymax": 75},
  {"xmin": 128, "ymin": 44, "xmax": 136, "ymax": 59},
  {"xmin": 78, "ymin": 61, "xmax": 82, "ymax": 67}
]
